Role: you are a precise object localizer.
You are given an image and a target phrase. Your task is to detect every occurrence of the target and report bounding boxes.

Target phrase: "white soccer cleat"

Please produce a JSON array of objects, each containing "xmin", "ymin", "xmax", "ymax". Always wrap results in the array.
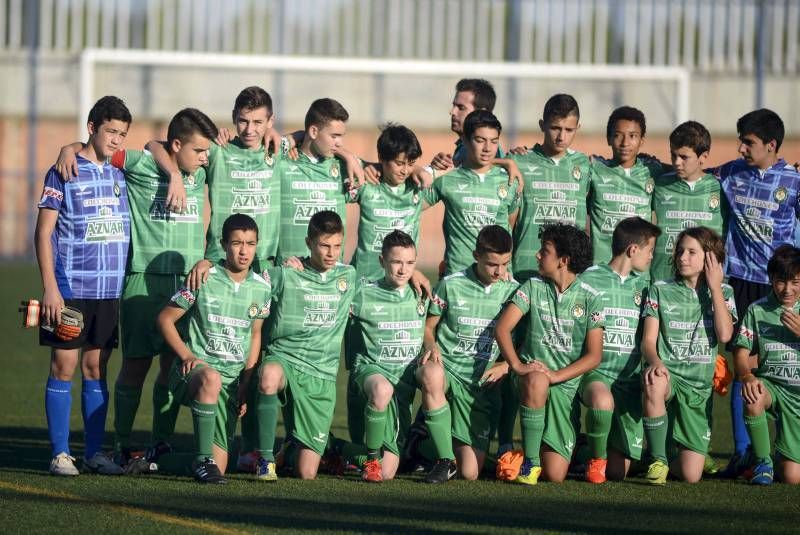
[
  {"xmin": 49, "ymin": 452, "xmax": 80, "ymax": 476},
  {"xmin": 84, "ymin": 452, "xmax": 124, "ymax": 475}
]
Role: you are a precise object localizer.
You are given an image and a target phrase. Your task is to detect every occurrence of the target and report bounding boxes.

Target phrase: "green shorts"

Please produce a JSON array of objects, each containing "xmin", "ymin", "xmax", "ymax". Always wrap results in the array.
[
  {"xmin": 445, "ymin": 370, "xmax": 500, "ymax": 453},
  {"xmin": 352, "ymin": 364, "xmax": 415, "ymax": 456},
  {"xmin": 761, "ymin": 378, "xmax": 800, "ymax": 464},
  {"xmin": 666, "ymin": 374, "xmax": 712, "ymax": 456},
  {"xmin": 168, "ymin": 363, "xmax": 238, "ymax": 451},
  {"xmin": 121, "ymin": 272, "xmax": 185, "ymax": 358},
  {"xmin": 580, "ymin": 371, "xmax": 644, "ymax": 461},
  {"xmin": 262, "ymin": 356, "xmax": 336, "ymax": 456}
]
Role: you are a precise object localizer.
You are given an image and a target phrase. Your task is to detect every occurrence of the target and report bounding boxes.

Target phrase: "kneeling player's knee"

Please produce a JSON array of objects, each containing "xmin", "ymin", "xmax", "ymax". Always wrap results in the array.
[
  {"xmin": 417, "ymin": 364, "xmax": 444, "ymax": 391},
  {"xmin": 521, "ymin": 372, "xmax": 549, "ymax": 406},
  {"xmin": 459, "ymin": 466, "xmax": 479, "ymax": 481},
  {"xmin": 369, "ymin": 381, "xmax": 394, "ymax": 409},
  {"xmin": 259, "ymin": 365, "xmax": 282, "ymax": 394},
  {"xmin": 195, "ymin": 368, "xmax": 222, "ymax": 393},
  {"xmin": 586, "ymin": 384, "xmax": 614, "ymax": 411}
]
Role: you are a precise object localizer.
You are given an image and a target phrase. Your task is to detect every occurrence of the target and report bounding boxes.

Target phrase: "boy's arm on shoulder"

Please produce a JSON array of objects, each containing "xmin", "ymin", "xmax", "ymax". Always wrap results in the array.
[{"xmin": 55, "ymin": 141, "xmax": 86, "ymax": 180}]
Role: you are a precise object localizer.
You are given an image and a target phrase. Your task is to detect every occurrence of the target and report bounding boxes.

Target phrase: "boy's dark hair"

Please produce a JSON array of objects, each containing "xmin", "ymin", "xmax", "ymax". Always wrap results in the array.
[
  {"xmin": 611, "ymin": 217, "xmax": 662, "ymax": 257},
  {"xmin": 307, "ymin": 210, "xmax": 344, "ymax": 240},
  {"xmin": 456, "ymin": 78, "xmax": 496, "ymax": 112},
  {"xmin": 304, "ymin": 98, "xmax": 349, "ymax": 130},
  {"xmin": 475, "ymin": 225, "xmax": 512, "ymax": 256},
  {"xmin": 538, "ymin": 223, "xmax": 593, "ymax": 274},
  {"xmin": 462, "ymin": 110, "xmax": 502, "ymax": 141},
  {"xmin": 671, "ymin": 226, "xmax": 725, "ymax": 279},
  {"xmin": 670, "ymin": 121, "xmax": 711, "ymax": 156},
  {"xmin": 767, "ymin": 244, "xmax": 800, "ymax": 282},
  {"xmin": 381, "ymin": 229, "xmax": 416, "ymax": 258},
  {"xmin": 377, "ymin": 123, "xmax": 422, "ymax": 162},
  {"xmin": 221, "ymin": 213, "xmax": 259, "ymax": 242},
  {"xmin": 88, "ymin": 96, "xmax": 132, "ymax": 128},
  {"xmin": 167, "ymin": 108, "xmax": 219, "ymax": 144},
  {"xmin": 737, "ymin": 108, "xmax": 785, "ymax": 151},
  {"xmin": 233, "ymin": 86, "xmax": 273, "ymax": 117},
  {"xmin": 606, "ymin": 105, "xmax": 647, "ymax": 143},
  {"xmin": 542, "ymin": 93, "xmax": 580, "ymax": 123}
]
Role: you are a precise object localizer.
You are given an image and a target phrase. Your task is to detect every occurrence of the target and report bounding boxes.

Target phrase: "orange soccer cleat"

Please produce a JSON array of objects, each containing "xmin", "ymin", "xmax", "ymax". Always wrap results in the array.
[{"xmin": 585, "ymin": 458, "xmax": 607, "ymax": 484}]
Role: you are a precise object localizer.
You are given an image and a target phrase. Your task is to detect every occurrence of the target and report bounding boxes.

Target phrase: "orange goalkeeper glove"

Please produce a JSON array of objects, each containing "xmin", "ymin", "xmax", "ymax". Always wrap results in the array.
[
  {"xmin": 713, "ymin": 354, "xmax": 733, "ymax": 395},
  {"xmin": 496, "ymin": 449, "xmax": 524, "ymax": 481},
  {"xmin": 55, "ymin": 306, "xmax": 84, "ymax": 341}
]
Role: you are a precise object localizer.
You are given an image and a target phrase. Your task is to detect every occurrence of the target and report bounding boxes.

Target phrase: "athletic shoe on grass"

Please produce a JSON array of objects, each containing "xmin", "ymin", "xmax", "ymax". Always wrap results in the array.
[
  {"xmin": 84, "ymin": 452, "xmax": 124, "ymax": 475},
  {"xmin": 585, "ymin": 458, "xmax": 607, "ymax": 484},
  {"xmin": 193, "ymin": 458, "xmax": 227, "ymax": 484},
  {"xmin": 646, "ymin": 459, "xmax": 669, "ymax": 485},
  {"xmin": 362, "ymin": 458, "xmax": 383, "ymax": 483},
  {"xmin": 256, "ymin": 457, "xmax": 277, "ymax": 481},
  {"xmin": 49, "ymin": 452, "xmax": 79, "ymax": 476},
  {"xmin": 515, "ymin": 459, "xmax": 542, "ymax": 486},
  {"xmin": 749, "ymin": 461, "xmax": 774, "ymax": 485},
  {"xmin": 424, "ymin": 459, "xmax": 457, "ymax": 484}
]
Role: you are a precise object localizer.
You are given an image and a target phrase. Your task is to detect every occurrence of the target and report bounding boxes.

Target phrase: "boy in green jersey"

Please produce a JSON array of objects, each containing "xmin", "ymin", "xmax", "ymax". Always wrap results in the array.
[
  {"xmin": 157, "ymin": 214, "xmax": 270, "ymax": 484},
  {"xmin": 416, "ymin": 225, "xmax": 519, "ymax": 483},
  {"xmin": 424, "ymin": 110, "xmax": 520, "ymax": 275},
  {"xmin": 734, "ymin": 245, "xmax": 800, "ymax": 485},
  {"xmin": 495, "ymin": 223, "xmax": 604, "ymax": 485},
  {"xmin": 642, "ymin": 226, "xmax": 736, "ymax": 485},
  {"xmin": 510, "ymin": 94, "xmax": 592, "ymax": 282},
  {"xmin": 577, "ymin": 217, "xmax": 661, "ymax": 483},
  {"xmin": 255, "ymin": 211, "xmax": 357, "ymax": 480},
  {"xmin": 651, "ymin": 121, "xmax": 723, "ymax": 281},
  {"xmin": 589, "ymin": 106, "xmax": 664, "ymax": 264},
  {"xmin": 349, "ymin": 230, "xmax": 427, "ymax": 483},
  {"xmin": 54, "ymin": 109, "xmax": 219, "ymax": 466}
]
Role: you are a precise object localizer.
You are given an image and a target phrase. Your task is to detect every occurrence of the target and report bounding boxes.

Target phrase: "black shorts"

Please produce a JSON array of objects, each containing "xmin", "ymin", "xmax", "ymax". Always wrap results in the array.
[
  {"xmin": 727, "ymin": 276, "xmax": 771, "ymax": 351},
  {"xmin": 39, "ymin": 298, "xmax": 120, "ymax": 350}
]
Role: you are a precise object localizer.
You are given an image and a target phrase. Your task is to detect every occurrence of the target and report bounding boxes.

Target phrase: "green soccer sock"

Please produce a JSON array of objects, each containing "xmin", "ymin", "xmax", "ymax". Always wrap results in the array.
[
  {"xmin": 190, "ymin": 400, "xmax": 216, "ymax": 463},
  {"xmin": 586, "ymin": 409, "xmax": 613, "ymax": 459},
  {"xmin": 744, "ymin": 412, "xmax": 772, "ymax": 464},
  {"xmin": 423, "ymin": 404, "xmax": 455, "ymax": 461},
  {"xmin": 151, "ymin": 382, "xmax": 180, "ymax": 444},
  {"xmin": 113, "ymin": 383, "xmax": 142, "ymax": 451},
  {"xmin": 520, "ymin": 405, "xmax": 545, "ymax": 466},
  {"xmin": 364, "ymin": 404, "xmax": 387, "ymax": 460},
  {"xmin": 257, "ymin": 393, "xmax": 280, "ymax": 461},
  {"xmin": 643, "ymin": 415, "xmax": 669, "ymax": 463}
]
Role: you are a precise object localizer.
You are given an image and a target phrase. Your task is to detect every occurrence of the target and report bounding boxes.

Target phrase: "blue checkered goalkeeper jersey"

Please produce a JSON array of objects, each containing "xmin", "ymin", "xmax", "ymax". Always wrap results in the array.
[
  {"xmin": 38, "ymin": 156, "xmax": 130, "ymax": 299},
  {"xmin": 716, "ymin": 158, "xmax": 800, "ymax": 284}
]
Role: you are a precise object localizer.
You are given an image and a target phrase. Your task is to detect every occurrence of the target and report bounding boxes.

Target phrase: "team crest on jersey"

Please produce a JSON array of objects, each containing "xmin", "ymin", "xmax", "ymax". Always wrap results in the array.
[
  {"xmin": 572, "ymin": 304, "xmax": 585, "ymax": 318},
  {"xmin": 113, "ymin": 181, "xmax": 121, "ymax": 197},
  {"xmin": 645, "ymin": 178, "xmax": 655, "ymax": 194},
  {"xmin": 247, "ymin": 304, "xmax": 259, "ymax": 318},
  {"xmin": 417, "ymin": 300, "xmax": 426, "ymax": 316},
  {"xmin": 337, "ymin": 278, "xmax": 348, "ymax": 292},
  {"xmin": 498, "ymin": 185, "xmax": 508, "ymax": 199},
  {"xmin": 774, "ymin": 187, "xmax": 788, "ymax": 203},
  {"xmin": 572, "ymin": 166, "xmax": 582, "ymax": 180},
  {"xmin": 708, "ymin": 193, "xmax": 720, "ymax": 209},
  {"xmin": 330, "ymin": 164, "xmax": 340, "ymax": 178},
  {"xmin": 185, "ymin": 174, "xmax": 196, "ymax": 186},
  {"xmin": 264, "ymin": 153, "xmax": 274, "ymax": 166},
  {"xmin": 633, "ymin": 290, "xmax": 642, "ymax": 306}
]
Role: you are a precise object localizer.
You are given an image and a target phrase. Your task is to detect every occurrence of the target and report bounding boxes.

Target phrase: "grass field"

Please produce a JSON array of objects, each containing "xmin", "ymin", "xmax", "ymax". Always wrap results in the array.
[{"xmin": 1, "ymin": 262, "xmax": 798, "ymax": 534}]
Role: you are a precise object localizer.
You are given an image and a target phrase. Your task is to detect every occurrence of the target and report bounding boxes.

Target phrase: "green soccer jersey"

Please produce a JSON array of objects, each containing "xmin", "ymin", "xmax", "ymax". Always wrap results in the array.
[
  {"xmin": 588, "ymin": 156, "xmax": 664, "ymax": 264},
  {"xmin": 349, "ymin": 279, "xmax": 428, "ymax": 385},
  {"xmin": 736, "ymin": 294, "xmax": 800, "ymax": 394},
  {"xmin": 170, "ymin": 262, "xmax": 272, "ymax": 384},
  {"xmin": 644, "ymin": 279, "xmax": 737, "ymax": 392},
  {"xmin": 424, "ymin": 165, "xmax": 520, "ymax": 275},
  {"xmin": 205, "ymin": 138, "xmax": 284, "ymax": 269},
  {"xmin": 650, "ymin": 173, "xmax": 724, "ymax": 282},
  {"xmin": 429, "ymin": 266, "xmax": 519, "ymax": 387},
  {"xmin": 116, "ymin": 149, "xmax": 206, "ymax": 274},
  {"xmin": 265, "ymin": 259, "xmax": 356, "ymax": 381},
  {"xmin": 349, "ymin": 181, "xmax": 426, "ymax": 281},
  {"xmin": 511, "ymin": 145, "xmax": 592, "ymax": 281},
  {"xmin": 579, "ymin": 264, "xmax": 648, "ymax": 382},
  {"xmin": 276, "ymin": 153, "xmax": 349, "ymax": 263},
  {"xmin": 511, "ymin": 276, "xmax": 605, "ymax": 396}
]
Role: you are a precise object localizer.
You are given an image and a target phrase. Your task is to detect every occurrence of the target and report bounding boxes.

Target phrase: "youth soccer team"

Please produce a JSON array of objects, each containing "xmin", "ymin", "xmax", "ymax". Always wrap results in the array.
[{"xmin": 34, "ymin": 78, "xmax": 800, "ymax": 487}]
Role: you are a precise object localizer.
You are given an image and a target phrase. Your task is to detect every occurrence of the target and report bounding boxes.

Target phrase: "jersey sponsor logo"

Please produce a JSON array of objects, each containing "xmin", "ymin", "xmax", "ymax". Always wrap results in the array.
[
  {"xmin": 175, "ymin": 288, "xmax": 196, "ymax": 305},
  {"xmin": 661, "ymin": 194, "xmax": 674, "ymax": 203},
  {"xmin": 291, "ymin": 181, "xmax": 338, "ymax": 190},
  {"xmin": 370, "ymin": 220, "xmax": 411, "ymax": 252},
  {"xmin": 84, "ymin": 206, "xmax": 126, "ymax": 243},
  {"xmin": 542, "ymin": 329, "xmax": 573, "ymax": 351},
  {"xmin": 373, "ymin": 207, "xmax": 415, "ymax": 218},
  {"xmin": 204, "ymin": 334, "xmax": 245, "ymax": 361},
  {"xmin": 292, "ymin": 191, "xmax": 337, "ymax": 225},
  {"xmin": 303, "ymin": 299, "xmax": 337, "ymax": 327},
  {"xmin": 531, "ymin": 181, "xmax": 580, "ymax": 192},
  {"xmin": 207, "ymin": 314, "xmax": 249, "ymax": 328},
  {"xmin": 260, "ymin": 301, "xmax": 271, "ymax": 317},
  {"xmin": 463, "ymin": 204, "xmax": 497, "ymax": 228},
  {"xmin": 763, "ymin": 341, "xmax": 800, "ymax": 351},
  {"xmin": 533, "ymin": 191, "xmax": 578, "ymax": 224},
  {"xmin": 230, "ymin": 170, "xmax": 272, "ymax": 180},
  {"xmin": 665, "ymin": 210, "xmax": 712, "ymax": 221},
  {"xmin": 739, "ymin": 326, "xmax": 755, "ymax": 340},
  {"xmin": 604, "ymin": 317, "xmax": 636, "ymax": 353},
  {"xmin": 741, "ymin": 209, "xmax": 774, "ymax": 241},
  {"xmin": 41, "ymin": 186, "xmax": 64, "ymax": 202},
  {"xmin": 590, "ymin": 311, "xmax": 603, "ymax": 324},
  {"xmin": 373, "ymin": 305, "xmax": 384, "ymax": 313},
  {"xmin": 457, "ymin": 183, "xmax": 468, "ymax": 191},
  {"xmin": 631, "ymin": 437, "xmax": 643, "ymax": 449},
  {"xmin": 765, "ymin": 362, "xmax": 800, "ymax": 384},
  {"xmin": 83, "ymin": 197, "xmax": 121, "ymax": 207},
  {"xmin": 454, "ymin": 326, "xmax": 497, "ymax": 361},
  {"xmin": 525, "ymin": 165, "xmax": 539, "ymax": 174},
  {"xmin": 514, "ymin": 289, "xmax": 530, "ymax": 305},
  {"xmin": 667, "ymin": 334, "xmax": 713, "ymax": 363},
  {"xmin": 431, "ymin": 294, "xmax": 447, "ymax": 309},
  {"xmin": 378, "ymin": 330, "xmax": 423, "ymax": 364},
  {"xmin": 312, "ymin": 432, "xmax": 328, "ymax": 443},
  {"xmin": 734, "ymin": 194, "xmax": 778, "ymax": 212},
  {"xmin": 149, "ymin": 195, "xmax": 200, "ymax": 223},
  {"xmin": 231, "ymin": 180, "xmax": 272, "ymax": 214},
  {"xmin": 600, "ymin": 176, "xmax": 614, "ymax": 185},
  {"xmin": 600, "ymin": 203, "xmax": 643, "ymax": 233},
  {"xmin": 645, "ymin": 298, "xmax": 658, "ymax": 311},
  {"xmin": 464, "ymin": 196, "xmax": 501, "ymax": 207}
]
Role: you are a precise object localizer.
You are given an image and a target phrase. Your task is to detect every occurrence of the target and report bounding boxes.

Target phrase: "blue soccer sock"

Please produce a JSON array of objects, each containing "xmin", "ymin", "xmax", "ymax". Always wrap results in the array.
[
  {"xmin": 46, "ymin": 378, "xmax": 72, "ymax": 457},
  {"xmin": 82, "ymin": 379, "xmax": 109, "ymax": 459},
  {"xmin": 731, "ymin": 379, "xmax": 751, "ymax": 455}
]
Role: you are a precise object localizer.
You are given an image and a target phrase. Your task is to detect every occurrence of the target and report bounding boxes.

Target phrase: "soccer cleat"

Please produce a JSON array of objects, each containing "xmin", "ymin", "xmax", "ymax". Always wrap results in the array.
[
  {"xmin": 124, "ymin": 457, "xmax": 159, "ymax": 475},
  {"xmin": 514, "ymin": 459, "xmax": 542, "ymax": 486},
  {"xmin": 255, "ymin": 457, "xmax": 278, "ymax": 481},
  {"xmin": 718, "ymin": 447, "xmax": 753, "ymax": 479},
  {"xmin": 749, "ymin": 461, "xmax": 774, "ymax": 485},
  {"xmin": 585, "ymin": 458, "xmax": 607, "ymax": 484},
  {"xmin": 362, "ymin": 458, "xmax": 383, "ymax": 483},
  {"xmin": 424, "ymin": 459, "xmax": 457, "ymax": 484},
  {"xmin": 237, "ymin": 450, "xmax": 259, "ymax": 473},
  {"xmin": 49, "ymin": 452, "xmax": 80, "ymax": 476},
  {"xmin": 645, "ymin": 459, "xmax": 669, "ymax": 485},
  {"xmin": 703, "ymin": 454, "xmax": 719, "ymax": 475},
  {"xmin": 193, "ymin": 457, "xmax": 227, "ymax": 484},
  {"xmin": 144, "ymin": 441, "xmax": 173, "ymax": 463},
  {"xmin": 84, "ymin": 452, "xmax": 124, "ymax": 475}
]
